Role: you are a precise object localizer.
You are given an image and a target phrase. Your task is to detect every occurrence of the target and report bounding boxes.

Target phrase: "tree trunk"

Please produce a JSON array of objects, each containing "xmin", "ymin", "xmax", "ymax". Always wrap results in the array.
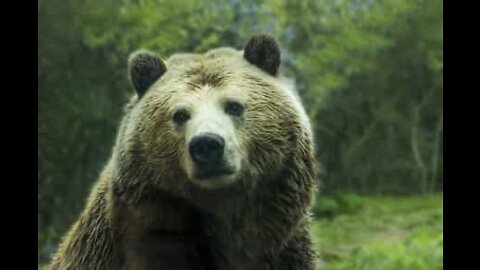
[
  {"xmin": 411, "ymin": 105, "xmax": 428, "ymax": 194},
  {"xmin": 429, "ymin": 111, "xmax": 443, "ymax": 192}
]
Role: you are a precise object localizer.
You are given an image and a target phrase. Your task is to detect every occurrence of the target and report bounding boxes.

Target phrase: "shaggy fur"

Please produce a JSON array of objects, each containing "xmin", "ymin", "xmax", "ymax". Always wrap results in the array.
[{"xmin": 49, "ymin": 34, "xmax": 318, "ymax": 270}]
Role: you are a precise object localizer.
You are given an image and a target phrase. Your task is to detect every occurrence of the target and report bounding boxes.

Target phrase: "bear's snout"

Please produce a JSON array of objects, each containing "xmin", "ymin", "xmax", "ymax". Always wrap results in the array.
[{"xmin": 189, "ymin": 132, "xmax": 229, "ymax": 178}]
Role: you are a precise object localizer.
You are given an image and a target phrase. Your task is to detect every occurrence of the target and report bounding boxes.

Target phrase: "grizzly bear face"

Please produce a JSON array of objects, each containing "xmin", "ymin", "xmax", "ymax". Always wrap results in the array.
[{"xmin": 121, "ymin": 35, "xmax": 311, "ymax": 194}]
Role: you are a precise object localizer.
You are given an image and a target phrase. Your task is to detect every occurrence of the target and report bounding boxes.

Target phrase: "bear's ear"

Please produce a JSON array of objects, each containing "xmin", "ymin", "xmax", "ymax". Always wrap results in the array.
[
  {"xmin": 243, "ymin": 34, "xmax": 281, "ymax": 76},
  {"xmin": 128, "ymin": 50, "xmax": 167, "ymax": 97}
]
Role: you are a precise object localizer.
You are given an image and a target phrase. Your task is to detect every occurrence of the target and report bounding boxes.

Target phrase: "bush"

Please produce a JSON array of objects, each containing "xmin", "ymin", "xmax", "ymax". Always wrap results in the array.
[
  {"xmin": 335, "ymin": 193, "xmax": 364, "ymax": 214},
  {"xmin": 313, "ymin": 193, "xmax": 364, "ymax": 218}
]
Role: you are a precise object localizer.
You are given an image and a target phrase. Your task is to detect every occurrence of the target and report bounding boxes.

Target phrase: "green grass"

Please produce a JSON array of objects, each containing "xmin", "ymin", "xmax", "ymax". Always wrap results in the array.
[{"xmin": 312, "ymin": 194, "xmax": 443, "ymax": 270}]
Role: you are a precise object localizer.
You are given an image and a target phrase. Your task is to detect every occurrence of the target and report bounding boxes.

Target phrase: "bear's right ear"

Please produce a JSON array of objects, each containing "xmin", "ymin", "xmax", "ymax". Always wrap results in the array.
[
  {"xmin": 243, "ymin": 34, "xmax": 281, "ymax": 76},
  {"xmin": 128, "ymin": 50, "xmax": 167, "ymax": 97}
]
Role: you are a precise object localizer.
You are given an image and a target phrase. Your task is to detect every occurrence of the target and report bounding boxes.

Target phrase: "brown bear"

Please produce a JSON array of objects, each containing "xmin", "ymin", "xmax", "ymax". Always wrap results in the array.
[{"xmin": 49, "ymin": 34, "xmax": 318, "ymax": 270}]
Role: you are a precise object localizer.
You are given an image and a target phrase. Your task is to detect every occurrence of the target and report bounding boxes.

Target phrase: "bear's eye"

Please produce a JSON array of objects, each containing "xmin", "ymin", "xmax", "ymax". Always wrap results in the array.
[
  {"xmin": 172, "ymin": 109, "xmax": 190, "ymax": 125},
  {"xmin": 225, "ymin": 101, "xmax": 244, "ymax": 116}
]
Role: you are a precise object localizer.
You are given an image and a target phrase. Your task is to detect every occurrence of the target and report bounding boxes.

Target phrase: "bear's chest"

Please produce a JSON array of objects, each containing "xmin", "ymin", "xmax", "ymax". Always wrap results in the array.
[{"xmin": 121, "ymin": 231, "xmax": 216, "ymax": 270}]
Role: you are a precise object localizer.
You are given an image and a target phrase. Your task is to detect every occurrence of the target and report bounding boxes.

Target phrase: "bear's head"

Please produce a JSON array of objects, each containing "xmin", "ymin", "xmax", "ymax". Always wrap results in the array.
[{"xmin": 117, "ymin": 34, "xmax": 313, "ymax": 196}]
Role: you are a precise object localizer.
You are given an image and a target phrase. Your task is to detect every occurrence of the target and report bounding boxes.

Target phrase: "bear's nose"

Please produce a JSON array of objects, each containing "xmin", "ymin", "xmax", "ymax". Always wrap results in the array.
[{"xmin": 189, "ymin": 133, "xmax": 225, "ymax": 165}]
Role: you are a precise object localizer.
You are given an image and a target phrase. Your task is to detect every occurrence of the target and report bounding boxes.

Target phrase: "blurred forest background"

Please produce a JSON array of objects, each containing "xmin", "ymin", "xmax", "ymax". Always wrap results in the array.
[{"xmin": 38, "ymin": 0, "xmax": 443, "ymax": 268}]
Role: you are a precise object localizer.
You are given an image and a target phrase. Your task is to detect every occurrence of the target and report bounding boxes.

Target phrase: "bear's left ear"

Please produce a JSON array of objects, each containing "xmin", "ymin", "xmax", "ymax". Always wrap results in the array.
[
  {"xmin": 128, "ymin": 50, "xmax": 167, "ymax": 97},
  {"xmin": 243, "ymin": 34, "xmax": 281, "ymax": 76}
]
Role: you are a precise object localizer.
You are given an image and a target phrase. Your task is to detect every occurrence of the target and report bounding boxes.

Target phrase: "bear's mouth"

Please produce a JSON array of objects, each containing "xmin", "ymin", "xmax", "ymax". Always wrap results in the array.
[
  {"xmin": 189, "ymin": 162, "xmax": 239, "ymax": 189},
  {"xmin": 194, "ymin": 166, "xmax": 235, "ymax": 180}
]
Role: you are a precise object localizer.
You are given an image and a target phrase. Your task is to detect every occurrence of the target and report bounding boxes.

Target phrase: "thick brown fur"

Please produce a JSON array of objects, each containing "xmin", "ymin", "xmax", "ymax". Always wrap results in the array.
[{"xmin": 49, "ymin": 35, "xmax": 319, "ymax": 270}]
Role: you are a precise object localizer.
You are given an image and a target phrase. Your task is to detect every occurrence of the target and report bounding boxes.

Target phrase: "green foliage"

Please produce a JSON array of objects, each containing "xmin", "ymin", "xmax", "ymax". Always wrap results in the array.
[
  {"xmin": 79, "ymin": 0, "xmax": 278, "ymax": 60},
  {"xmin": 267, "ymin": 0, "xmax": 443, "ymax": 194}
]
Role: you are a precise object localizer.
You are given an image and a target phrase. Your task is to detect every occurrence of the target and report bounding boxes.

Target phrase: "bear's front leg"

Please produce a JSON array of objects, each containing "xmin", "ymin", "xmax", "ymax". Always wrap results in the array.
[
  {"xmin": 268, "ymin": 227, "xmax": 318, "ymax": 270},
  {"xmin": 49, "ymin": 178, "xmax": 122, "ymax": 270}
]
